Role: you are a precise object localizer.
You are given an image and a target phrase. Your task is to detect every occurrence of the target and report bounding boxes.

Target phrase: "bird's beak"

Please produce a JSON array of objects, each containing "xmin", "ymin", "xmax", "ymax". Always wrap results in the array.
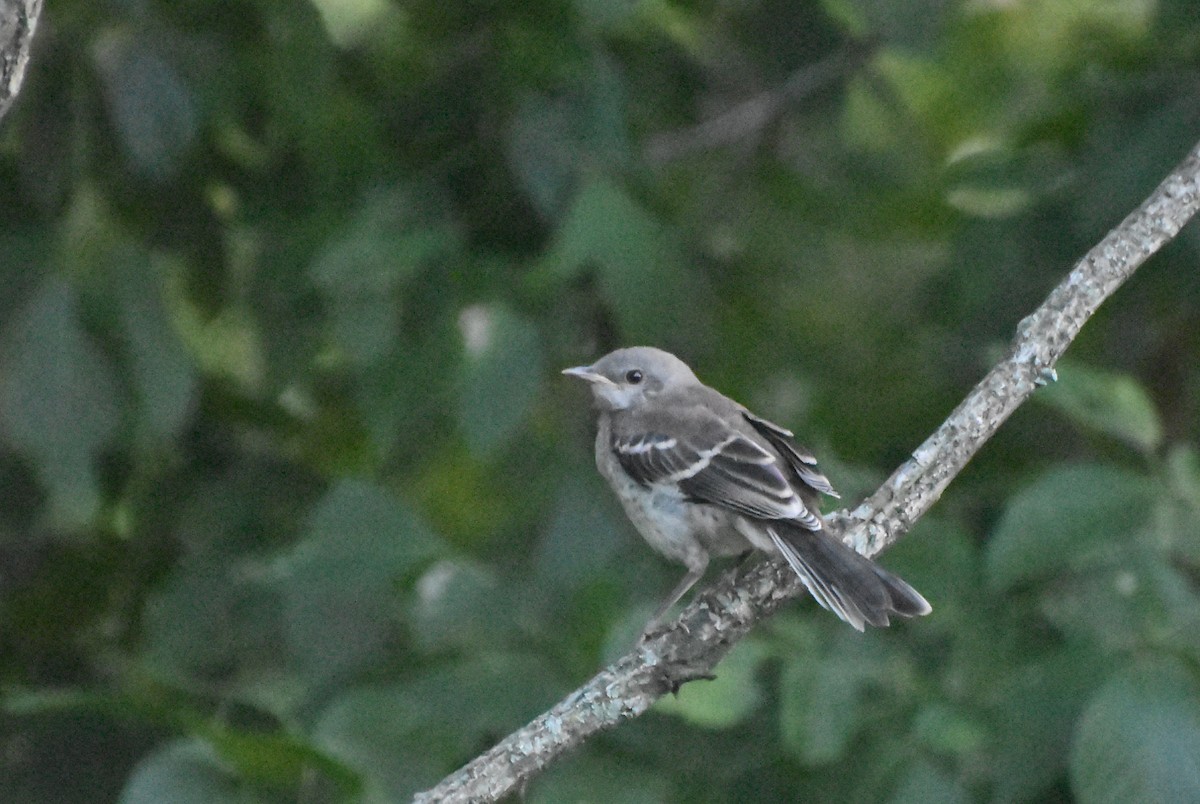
[{"xmin": 561, "ymin": 365, "xmax": 615, "ymax": 386}]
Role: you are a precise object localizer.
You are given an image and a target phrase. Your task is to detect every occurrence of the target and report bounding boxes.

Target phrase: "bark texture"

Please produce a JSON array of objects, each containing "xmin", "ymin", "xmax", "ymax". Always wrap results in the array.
[
  {"xmin": 0, "ymin": 0, "xmax": 42, "ymax": 123},
  {"xmin": 416, "ymin": 140, "xmax": 1200, "ymax": 804}
]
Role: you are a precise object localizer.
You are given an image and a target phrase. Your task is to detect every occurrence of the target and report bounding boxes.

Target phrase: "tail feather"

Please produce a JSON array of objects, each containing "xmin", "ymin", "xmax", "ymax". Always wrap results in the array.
[{"xmin": 766, "ymin": 522, "xmax": 931, "ymax": 631}]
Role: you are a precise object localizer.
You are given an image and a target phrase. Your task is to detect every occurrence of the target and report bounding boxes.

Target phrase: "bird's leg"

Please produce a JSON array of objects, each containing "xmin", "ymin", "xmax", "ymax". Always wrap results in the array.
[{"xmin": 639, "ymin": 560, "xmax": 707, "ymax": 642}]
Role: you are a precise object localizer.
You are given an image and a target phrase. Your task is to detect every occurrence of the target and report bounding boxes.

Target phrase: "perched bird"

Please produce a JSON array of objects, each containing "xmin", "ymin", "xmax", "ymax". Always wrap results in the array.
[{"xmin": 563, "ymin": 346, "xmax": 930, "ymax": 636}]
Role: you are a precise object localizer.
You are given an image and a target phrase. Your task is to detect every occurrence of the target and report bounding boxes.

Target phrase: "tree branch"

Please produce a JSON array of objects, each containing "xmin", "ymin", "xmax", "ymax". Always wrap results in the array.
[
  {"xmin": 414, "ymin": 139, "xmax": 1200, "ymax": 803},
  {"xmin": 644, "ymin": 44, "xmax": 874, "ymax": 165},
  {"xmin": 0, "ymin": 0, "xmax": 43, "ymax": 124}
]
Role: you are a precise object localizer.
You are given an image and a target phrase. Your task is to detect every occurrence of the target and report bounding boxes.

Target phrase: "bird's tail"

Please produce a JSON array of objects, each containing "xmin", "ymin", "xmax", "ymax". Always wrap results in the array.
[{"xmin": 766, "ymin": 521, "xmax": 931, "ymax": 631}]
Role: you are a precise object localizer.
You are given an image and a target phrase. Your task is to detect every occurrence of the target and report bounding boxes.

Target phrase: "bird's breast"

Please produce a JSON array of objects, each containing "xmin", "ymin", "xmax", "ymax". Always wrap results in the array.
[{"xmin": 595, "ymin": 422, "xmax": 747, "ymax": 568}]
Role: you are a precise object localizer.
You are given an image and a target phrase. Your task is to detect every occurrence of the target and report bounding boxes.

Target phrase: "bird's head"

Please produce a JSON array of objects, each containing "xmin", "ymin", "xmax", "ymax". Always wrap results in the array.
[{"xmin": 562, "ymin": 346, "xmax": 698, "ymax": 411}]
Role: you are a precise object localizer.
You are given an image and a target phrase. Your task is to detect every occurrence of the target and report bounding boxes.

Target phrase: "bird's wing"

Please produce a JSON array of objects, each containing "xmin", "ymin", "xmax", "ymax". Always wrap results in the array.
[
  {"xmin": 610, "ymin": 407, "xmax": 821, "ymax": 527},
  {"xmin": 743, "ymin": 411, "xmax": 839, "ymax": 498}
]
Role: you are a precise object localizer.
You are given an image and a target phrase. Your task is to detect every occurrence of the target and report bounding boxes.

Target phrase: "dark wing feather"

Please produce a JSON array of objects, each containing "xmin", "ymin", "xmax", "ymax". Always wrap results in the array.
[
  {"xmin": 610, "ymin": 431, "xmax": 695, "ymax": 486},
  {"xmin": 743, "ymin": 411, "xmax": 839, "ymax": 498},
  {"xmin": 610, "ymin": 408, "xmax": 819, "ymax": 526},
  {"xmin": 677, "ymin": 447, "xmax": 799, "ymax": 520}
]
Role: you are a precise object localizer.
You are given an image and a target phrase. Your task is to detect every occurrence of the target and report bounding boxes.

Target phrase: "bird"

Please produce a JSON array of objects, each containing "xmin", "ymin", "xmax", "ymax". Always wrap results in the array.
[{"xmin": 562, "ymin": 346, "xmax": 931, "ymax": 637}]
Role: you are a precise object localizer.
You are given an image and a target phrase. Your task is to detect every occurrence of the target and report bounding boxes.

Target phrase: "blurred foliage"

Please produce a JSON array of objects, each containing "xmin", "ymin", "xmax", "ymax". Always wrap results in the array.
[{"xmin": 1, "ymin": 0, "xmax": 1199, "ymax": 801}]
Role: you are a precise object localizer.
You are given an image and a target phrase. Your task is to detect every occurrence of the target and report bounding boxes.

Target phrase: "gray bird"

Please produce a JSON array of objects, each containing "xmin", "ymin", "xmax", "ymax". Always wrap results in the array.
[{"xmin": 563, "ymin": 346, "xmax": 931, "ymax": 636}]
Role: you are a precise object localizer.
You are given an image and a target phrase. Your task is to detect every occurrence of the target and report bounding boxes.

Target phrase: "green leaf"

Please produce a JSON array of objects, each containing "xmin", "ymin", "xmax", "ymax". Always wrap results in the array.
[
  {"xmin": 204, "ymin": 726, "xmax": 360, "ymax": 796},
  {"xmin": 255, "ymin": 4, "xmax": 383, "ymax": 194},
  {"xmin": 654, "ymin": 638, "xmax": 770, "ymax": 729},
  {"xmin": 328, "ymin": 293, "xmax": 401, "ymax": 368},
  {"xmin": 780, "ymin": 633, "xmax": 893, "ymax": 765},
  {"xmin": 310, "ymin": 186, "xmax": 462, "ymax": 366},
  {"xmin": 533, "ymin": 473, "xmax": 626, "ymax": 589},
  {"xmin": 505, "ymin": 55, "xmax": 631, "ymax": 218},
  {"xmin": 529, "ymin": 754, "xmax": 670, "ymax": 803},
  {"xmin": 1070, "ymin": 659, "xmax": 1200, "ymax": 804},
  {"xmin": 2, "ymin": 688, "xmax": 167, "ymax": 721},
  {"xmin": 456, "ymin": 304, "xmax": 543, "ymax": 458},
  {"xmin": 0, "ymin": 278, "xmax": 122, "ymax": 529},
  {"xmin": 111, "ymin": 253, "xmax": 199, "ymax": 446},
  {"xmin": 352, "ymin": 320, "xmax": 459, "ymax": 463},
  {"xmin": 943, "ymin": 138, "xmax": 1033, "ymax": 219},
  {"xmin": 169, "ymin": 294, "xmax": 264, "ymax": 392},
  {"xmin": 537, "ymin": 177, "xmax": 708, "ymax": 344},
  {"xmin": 309, "ymin": 188, "xmax": 459, "ymax": 293},
  {"xmin": 1166, "ymin": 443, "xmax": 1200, "ymax": 513},
  {"xmin": 888, "ymin": 760, "xmax": 970, "ymax": 804},
  {"xmin": 987, "ymin": 645, "xmax": 1107, "ymax": 803},
  {"xmin": 573, "ymin": 0, "xmax": 644, "ymax": 32},
  {"xmin": 315, "ymin": 655, "xmax": 564, "ymax": 799},
  {"xmin": 92, "ymin": 30, "xmax": 199, "ymax": 182},
  {"xmin": 819, "ymin": 0, "xmax": 871, "ymax": 37},
  {"xmin": 877, "ymin": 516, "xmax": 979, "ymax": 612},
  {"xmin": 409, "ymin": 560, "xmax": 519, "ymax": 653},
  {"xmin": 274, "ymin": 479, "xmax": 442, "ymax": 681},
  {"xmin": 140, "ymin": 556, "xmax": 247, "ymax": 679},
  {"xmin": 912, "ymin": 703, "xmax": 986, "ymax": 757},
  {"xmin": 313, "ymin": 686, "xmax": 446, "ymax": 803},
  {"xmin": 507, "ymin": 96, "xmax": 588, "ymax": 219},
  {"xmin": 985, "ymin": 464, "xmax": 1155, "ymax": 591},
  {"xmin": 539, "ymin": 178, "xmax": 649, "ymax": 277},
  {"xmin": 781, "ymin": 658, "xmax": 859, "ymax": 764},
  {"xmin": 1040, "ymin": 549, "xmax": 1200, "ymax": 654},
  {"xmin": 119, "ymin": 739, "xmax": 241, "ymax": 804},
  {"xmin": 842, "ymin": 77, "xmax": 903, "ymax": 152},
  {"xmin": 407, "ymin": 443, "xmax": 513, "ymax": 546},
  {"xmin": 1037, "ymin": 360, "xmax": 1163, "ymax": 452},
  {"xmin": 412, "ymin": 653, "xmax": 565, "ymax": 749},
  {"xmin": 1150, "ymin": 444, "xmax": 1200, "ymax": 571},
  {"xmin": 5, "ymin": 688, "xmax": 357, "ymax": 798},
  {"xmin": 874, "ymin": 50, "xmax": 962, "ymax": 136},
  {"xmin": 309, "ymin": 0, "xmax": 398, "ymax": 48}
]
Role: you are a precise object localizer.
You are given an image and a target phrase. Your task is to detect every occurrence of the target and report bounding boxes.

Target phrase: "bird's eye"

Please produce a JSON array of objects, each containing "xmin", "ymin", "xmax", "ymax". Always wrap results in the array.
[{"xmin": 625, "ymin": 369, "xmax": 644, "ymax": 384}]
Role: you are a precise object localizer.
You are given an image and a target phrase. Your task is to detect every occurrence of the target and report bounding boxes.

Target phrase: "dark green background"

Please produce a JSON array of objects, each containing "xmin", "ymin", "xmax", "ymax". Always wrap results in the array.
[{"xmin": 2, "ymin": 0, "xmax": 1199, "ymax": 801}]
